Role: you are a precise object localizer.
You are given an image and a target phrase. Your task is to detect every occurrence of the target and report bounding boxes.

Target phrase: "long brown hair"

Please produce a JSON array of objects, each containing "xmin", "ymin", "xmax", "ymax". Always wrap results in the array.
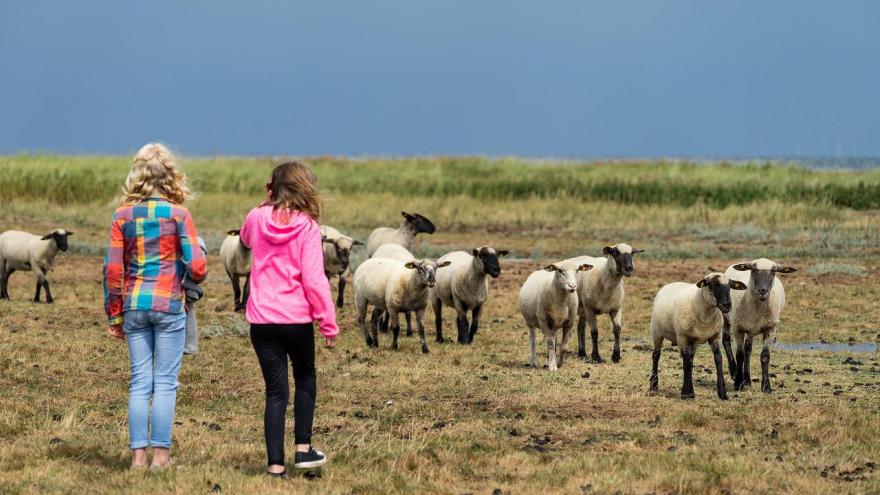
[{"xmin": 263, "ymin": 161, "xmax": 322, "ymax": 222}]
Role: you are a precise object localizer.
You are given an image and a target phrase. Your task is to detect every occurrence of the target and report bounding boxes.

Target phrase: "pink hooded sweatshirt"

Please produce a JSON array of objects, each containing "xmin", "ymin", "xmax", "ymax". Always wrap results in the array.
[{"xmin": 239, "ymin": 205, "xmax": 339, "ymax": 338}]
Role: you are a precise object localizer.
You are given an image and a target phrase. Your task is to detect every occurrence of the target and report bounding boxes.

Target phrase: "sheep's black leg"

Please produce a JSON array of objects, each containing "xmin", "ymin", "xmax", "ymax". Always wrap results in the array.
[
  {"xmin": 455, "ymin": 315, "xmax": 468, "ymax": 344},
  {"xmin": 650, "ymin": 347, "xmax": 661, "ymax": 392},
  {"xmin": 711, "ymin": 340, "xmax": 728, "ymax": 400},
  {"xmin": 576, "ymin": 316, "xmax": 587, "ymax": 358},
  {"xmin": 417, "ymin": 316, "xmax": 429, "ymax": 354},
  {"xmin": 231, "ymin": 273, "xmax": 242, "ymax": 311},
  {"xmin": 584, "ymin": 311, "xmax": 602, "ymax": 363},
  {"xmin": 0, "ymin": 266, "xmax": 12, "ymax": 299},
  {"xmin": 34, "ymin": 279, "xmax": 42, "ymax": 303},
  {"xmin": 391, "ymin": 324, "xmax": 400, "ymax": 351},
  {"xmin": 680, "ymin": 346, "xmax": 695, "ymax": 399},
  {"xmin": 242, "ymin": 275, "xmax": 251, "ymax": 309},
  {"xmin": 722, "ymin": 317, "xmax": 737, "ymax": 381},
  {"xmin": 433, "ymin": 300, "xmax": 444, "ymax": 343},
  {"xmin": 743, "ymin": 335, "xmax": 753, "ymax": 387},
  {"xmin": 379, "ymin": 312, "xmax": 390, "ymax": 333},
  {"xmin": 43, "ymin": 280, "xmax": 53, "ymax": 304},
  {"xmin": 405, "ymin": 312, "xmax": 413, "ymax": 337},
  {"xmin": 358, "ymin": 307, "xmax": 372, "ymax": 347},
  {"xmin": 336, "ymin": 276, "xmax": 346, "ymax": 308},
  {"xmin": 760, "ymin": 347, "xmax": 771, "ymax": 393},
  {"xmin": 734, "ymin": 342, "xmax": 746, "ymax": 391},
  {"xmin": 611, "ymin": 323, "xmax": 622, "ymax": 363},
  {"xmin": 467, "ymin": 304, "xmax": 483, "ymax": 344}
]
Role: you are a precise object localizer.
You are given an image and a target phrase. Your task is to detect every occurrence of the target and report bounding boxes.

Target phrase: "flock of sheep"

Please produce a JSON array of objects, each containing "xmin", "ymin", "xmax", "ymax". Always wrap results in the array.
[
  {"xmin": 219, "ymin": 211, "xmax": 797, "ymax": 401},
  {"xmin": 0, "ymin": 212, "xmax": 796, "ymax": 401}
]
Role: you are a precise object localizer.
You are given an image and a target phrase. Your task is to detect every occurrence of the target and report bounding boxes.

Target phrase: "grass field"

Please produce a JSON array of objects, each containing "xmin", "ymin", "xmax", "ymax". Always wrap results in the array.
[{"xmin": 1, "ymin": 156, "xmax": 879, "ymax": 494}]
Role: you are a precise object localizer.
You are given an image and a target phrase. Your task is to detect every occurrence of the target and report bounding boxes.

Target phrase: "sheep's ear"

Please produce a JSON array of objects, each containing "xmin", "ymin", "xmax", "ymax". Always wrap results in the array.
[
  {"xmin": 41, "ymin": 234, "xmax": 53, "ymax": 240},
  {"xmin": 732, "ymin": 263, "xmax": 753, "ymax": 272},
  {"xmin": 321, "ymin": 236, "xmax": 335, "ymax": 244},
  {"xmin": 497, "ymin": 250, "xmax": 509, "ymax": 257},
  {"xmin": 227, "ymin": 229, "xmax": 240, "ymax": 236},
  {"xmin": 631, "ymin": 248, "xmax": 644, "ymax": 254},
  {"xmin": 696, "ymin": 278, "xmax": 708, "ymax": 288},
  {"xmin": 543, "ymin": 264, "xmax": 558, "ymax": 272},
  {"xmin": 729, "ymin": 280, "xmax": 748, "ymax": 290},
  {"xmin": 436, "ymin": 261, "xmax": 452, "ymax": 268},
  {"xmin": 66, "ymin": 231, "xmax": 74, "ymax": 236},
  {"xmin": 773, "ymin": 265, "xmax": 796, "ymax": 274},
  {"xmin": 404, "ymin": 261, "xmax": 418, "ymax": 270},
  {"xmin": 578, "ymin": 264, "xmax": 593, "ymax": 272},
  {"xmin": 401, "ymin": 211, "xmax": 411, "ymax": 219},
  {"xmin": 602, "ymin": 246, "xmax": 613, "ymax": 255},
  {"xmin": 472, "ymin": 248, "xmax": 480, "ymax": 257},
  {"xmin": 352, "ymin": 240, "xmax": 364, "ymax": 246}
]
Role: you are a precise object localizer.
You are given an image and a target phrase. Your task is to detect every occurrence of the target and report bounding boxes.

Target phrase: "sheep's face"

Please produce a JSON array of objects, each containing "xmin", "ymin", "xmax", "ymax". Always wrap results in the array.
[
  {"xmin": 544, "ymin": 263, "xmax": 593, "ymax": 293},
  {"xmin": 697, "ymin": 274, "xmax": 747, "ymax": 313},
  {"xmin": 323, "ymin": 236, "xmax": 363, "ymax": 271},
  {"xmin": 402, "ymin": 212, "xmax": 436, "ymax": 235},
  {"xmin": 732, "ymin": 259, "xmax": 796, "ymax": 302},
  {"xmin": 471, "ymin": 246, "xmax": 509, "ymax": 278},
  {"xmin": 603, "ymin": 243, "xmax": 644, "ymax": 277},
  {"xmin": 42, "ymin": 230, "xmax": 73, "ymax": 251},
  {"xmin": 405, "ymin": 260, "xmax": 452, "ymax": 288}
]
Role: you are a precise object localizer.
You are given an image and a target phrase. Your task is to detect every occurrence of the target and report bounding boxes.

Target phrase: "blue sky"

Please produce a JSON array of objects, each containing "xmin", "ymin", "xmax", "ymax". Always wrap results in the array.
[{"xmin": 1, "ymin": 1, "xmax": 877, "ymax": 157}]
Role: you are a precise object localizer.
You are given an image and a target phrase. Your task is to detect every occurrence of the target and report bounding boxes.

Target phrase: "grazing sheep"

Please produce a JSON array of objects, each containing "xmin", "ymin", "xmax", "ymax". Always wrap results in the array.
[
  {"xmin": 365, "ymin": 212, "xmax": 436, "ymax": 258},
  {"xmin": 649, "ymin": 273, "xmax": 746, "ymax": 400},
  {"xmin": 721, "ymin": 258, "xmax": 796, "ymax": 393},
  {"xmin": 219, "ymin": 230, "xmax": 252, "ymax": 312},
  {"xmin": 371, "ymin": 243, "xmax": 417, "ymax": 335},
  {"xmin": 518, "ymin": 261, "xmax": 593, "ymax": 371},
  {"xmin": 0, "ymin": 229, "xmax": 73, "ymax": 304},
  {"xmin": 431, "ymin": 246, "xmax": 509, "ymax": 345},
  {"xmin": 320, "ymin": 225, "xmax": 363, "ymax": 307},
  {"xmin": 565, "ymin": 243, "xmax": 644, "ymax": 363},
  {"xmin": 353, "ymin": 257, "xmax": 450, "ymax": 353}
]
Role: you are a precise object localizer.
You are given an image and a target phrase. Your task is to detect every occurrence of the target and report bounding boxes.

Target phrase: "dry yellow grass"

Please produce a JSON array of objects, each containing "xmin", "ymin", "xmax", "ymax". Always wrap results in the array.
[{"xmin": 1, "ymin": 254, "xmax": 878, "ymax": 494}]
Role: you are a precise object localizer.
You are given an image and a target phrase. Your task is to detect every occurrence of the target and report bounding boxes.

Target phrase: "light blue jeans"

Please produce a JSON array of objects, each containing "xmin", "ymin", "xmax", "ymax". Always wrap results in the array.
[{"xmin": 123, "ymin": 310, "xmax": 186, "ymax": 449}]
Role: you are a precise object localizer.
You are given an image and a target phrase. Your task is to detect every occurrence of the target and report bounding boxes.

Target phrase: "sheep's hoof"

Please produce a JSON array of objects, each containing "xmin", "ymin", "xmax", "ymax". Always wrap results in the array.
[
  {"xmin": 735, "ymin": 381, "xmax": 749, "ymax": 391},
  {"xmin": 681, "ymin": 392, "xmax": 695, "ymax": 400},
  {"xmin": 421, "ymin": 345, "xmax": 429, "ymax": 354},
  {"xmin": 591, "ymin": 354, "xmax": 603, "ymax": 364},
  {"xmin": 762, "ymin": 384, "xmax": 772, "ymax": 394},
  {"xmin": 718, "ymin": 391, "xmax": 729, "ymax": 401},
  {"xmin": 391, "ymin": 343, "xmax": 399, "ymax": 351},
  {"xmin": 611, "ymin": 352, "xmax": 621, "ymax": 363}
]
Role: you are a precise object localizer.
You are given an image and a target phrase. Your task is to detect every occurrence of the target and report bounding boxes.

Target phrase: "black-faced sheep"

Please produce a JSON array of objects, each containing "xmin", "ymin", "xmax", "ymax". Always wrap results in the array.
[
  {"xmin": 365, "ymin": 212, "xmax": 435, "ymax": 258},
  {"xmin": 219, "ymin": 230, "xmax": 251, "ymax": 312},
  {"xmin": 320, "ymin": 225, "xmax": 363, "ymax": 307},
  {"xmin": 0, "ymin": 229, "xmax": 73, "ymax": 303}
]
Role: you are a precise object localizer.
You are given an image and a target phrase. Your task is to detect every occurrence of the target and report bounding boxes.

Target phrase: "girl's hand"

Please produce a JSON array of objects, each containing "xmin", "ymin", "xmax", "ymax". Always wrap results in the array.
[
  {"xmin": 108, "ymin": 325, "xmax": 125, "ymax": 340},
  {"xmin": 324, "ymin": 336, "xmax": 337, "ymax": 349}
]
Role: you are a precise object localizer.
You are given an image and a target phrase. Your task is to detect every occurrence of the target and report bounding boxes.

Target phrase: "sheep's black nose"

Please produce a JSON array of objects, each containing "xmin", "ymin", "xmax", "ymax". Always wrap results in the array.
[{"xmin": 720, "ymin": 303, "xmax": 731, "ymax": 312}]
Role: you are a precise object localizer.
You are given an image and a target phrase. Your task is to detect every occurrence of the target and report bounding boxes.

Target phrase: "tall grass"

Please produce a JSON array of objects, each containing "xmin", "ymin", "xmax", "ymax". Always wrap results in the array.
[{"xmin": 2, "ymin": 155, "xmax": 880, "ymax": 209}]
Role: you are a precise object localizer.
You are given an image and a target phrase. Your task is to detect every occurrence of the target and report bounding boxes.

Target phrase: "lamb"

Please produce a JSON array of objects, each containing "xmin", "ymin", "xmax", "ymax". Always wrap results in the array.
[
  {"xmin": 649, "ymin": 273, "xmax": 746, "ymax": 400},
  {"xmin": 320, "ymin": 225, "xmax": 363, "ymax": 307},
  {"xmin": 0, "ymin": 229, "xmax": 73, "ymax": 304},
  {"xmin": 353, "ymin": 257, "xmax": 450, "ymax": 353},
  {"xmin": 219, "ymin": 230, "xmax": 252, "ymax": 312},
  {"xmin": 721, "ymin": 258, "xmax": 796, "ymax": 393},
  {"xmin": 564, "ymin": 243, "xmax": 644, "ymax": 363},
  {"xmin": 518, "ymin": 260, "xmax": 593, "ymax": 371},
  {"xmin": 371, "ymin": 243, "xmax": 417, "ymax": 335},
  {"xmin": 431, "ymin": 246, "xmax": 509, "ymax": 345},
  {"xmin": 366, "ymin": 212, "xmax": 436, "ymax": 258}
]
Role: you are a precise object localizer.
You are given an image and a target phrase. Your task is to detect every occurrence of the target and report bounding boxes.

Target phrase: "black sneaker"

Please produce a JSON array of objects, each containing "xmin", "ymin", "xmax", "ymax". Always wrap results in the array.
[{"xmin": 294, "ymin": 447, "xmax": 327, "ymax": 469}]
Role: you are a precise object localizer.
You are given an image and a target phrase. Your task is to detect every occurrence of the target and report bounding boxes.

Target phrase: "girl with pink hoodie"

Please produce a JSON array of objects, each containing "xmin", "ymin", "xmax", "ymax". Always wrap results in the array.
[{"xmin": 239, "ymin": 161, "xmax": 339, "ymax": 475}]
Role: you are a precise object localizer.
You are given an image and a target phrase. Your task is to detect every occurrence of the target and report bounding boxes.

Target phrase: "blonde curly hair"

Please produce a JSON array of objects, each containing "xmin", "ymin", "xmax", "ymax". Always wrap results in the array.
[{"xmin": 121, "ymin": 143, "xmax": 192, "ymax": 205}]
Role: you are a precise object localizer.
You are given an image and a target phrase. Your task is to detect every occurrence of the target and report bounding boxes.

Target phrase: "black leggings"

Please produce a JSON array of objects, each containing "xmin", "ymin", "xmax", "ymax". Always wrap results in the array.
[{"xmin": 250, "ymin": 323, "xmax": 316, "ymax": 467}]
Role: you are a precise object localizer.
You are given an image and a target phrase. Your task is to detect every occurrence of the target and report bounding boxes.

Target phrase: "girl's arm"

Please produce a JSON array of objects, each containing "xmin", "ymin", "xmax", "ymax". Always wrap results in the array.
[
  {"xmin": 300, "ymin": 222, "xmax": 339, "ymax": 339},
  {"xmin": 177, "ymin": 209, "xmax": 208, "ymax": 283},
  {"xmin": 103, "ymin": 214, "xmax": 125, "ymax": 326}
]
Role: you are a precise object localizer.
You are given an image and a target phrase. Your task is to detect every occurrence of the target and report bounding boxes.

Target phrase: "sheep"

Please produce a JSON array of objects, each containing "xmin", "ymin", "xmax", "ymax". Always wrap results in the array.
[
  {"xmin": 649, "ymin": 273, "xmax": 746, "ymax": 400},
  {"xmin": 219, "ymin": 230, "xmax": 252, "ymax": 312},
  {"xmin": 518, "ymin": 260, "xmax": 593, "ymax": 371},
  {"xmin": 371, "ymin": 243, "xmax": 417, "ymax": 335},
  {"xmin": 564, "ymin": 243, "xmax": 644, "ymax": 363},
  {"xmin": 353, "ymin": 257, "xmax": 451, "ymax": 353},
  {"xmin": 431, "ymin": 246, "xmax": 509, "ymax": 345},
  {"xmin": 0, "ymin": 229, "xmax": 73, "ymax": 304},
  {"xmin": 721, "ymin": 258, "xmax": 796, "ymax": 393},
  {"xmin": 320, "ymin": 225, "xmax": 363, "ymax": 308},
  {"xmin": 365, "ymin": 212, "xmax": 436, "ymax": 258}
]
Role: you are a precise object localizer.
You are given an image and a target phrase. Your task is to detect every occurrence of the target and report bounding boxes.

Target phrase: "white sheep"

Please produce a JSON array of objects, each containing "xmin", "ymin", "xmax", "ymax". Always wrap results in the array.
[
  {"xmin": 518, "ymin": 260, "xmax": 593, "ymax": 371},
  {"xmin": 353, "ymin": 257, "xmax": 450, "ymax": 353},
  {"xmin": 0, "ymin": 229, "xmax": 73, "ymax": 304},
  {"xmin": 565, "ymin": 243, "xmax": 644, "ymax": 363},
  {"xmin": 219, "ymin": 230, "xmax": 252, "ymax": 312},
  {"xmin": 431, "ymin": 246, "xmax": 508, "ymax": 345},
  {"xmin": 365, "ymin": 212, "xmax": 436, "ymax": 258},
  {"xmin": 320, "ymin": 225, "xmax": 363, "ymax": 307},
  {"xmin": 370, "ymin": 243, "xmax": 417, "ymax": 335},
  {"xmin": 721, "ymin": 258, "xmax": 796, "ymax": 393},
  {"xmin": 649, "ymin": 273, "xmax": 746, "ymax": 400}
]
